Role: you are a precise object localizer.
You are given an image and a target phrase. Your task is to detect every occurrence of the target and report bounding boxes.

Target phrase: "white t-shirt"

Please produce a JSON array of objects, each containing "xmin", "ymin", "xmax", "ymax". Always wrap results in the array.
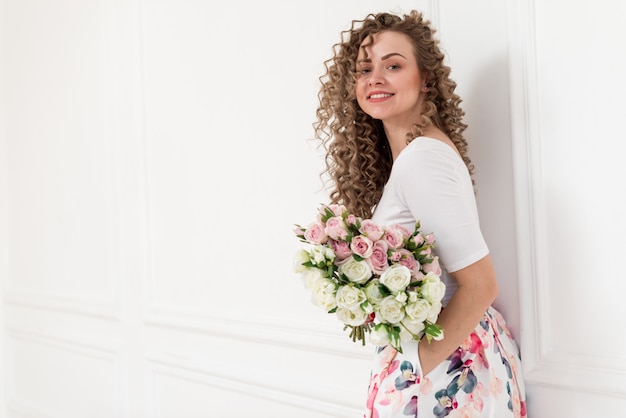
[{"xmin": 371, "ymin": 136, "xmax": 489, "ymax": 305}]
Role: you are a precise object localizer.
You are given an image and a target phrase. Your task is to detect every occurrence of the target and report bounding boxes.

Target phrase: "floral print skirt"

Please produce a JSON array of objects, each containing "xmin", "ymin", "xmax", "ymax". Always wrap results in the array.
[{"xmin": 364, "ymin": 307, "xmax": 527, "ymax": 418}]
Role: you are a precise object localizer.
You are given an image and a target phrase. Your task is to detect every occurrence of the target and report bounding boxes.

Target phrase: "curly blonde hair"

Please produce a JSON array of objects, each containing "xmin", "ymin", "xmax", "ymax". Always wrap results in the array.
[{"xmin": 314, "ymin": 10, "xmax": 472, "ymax": 218}]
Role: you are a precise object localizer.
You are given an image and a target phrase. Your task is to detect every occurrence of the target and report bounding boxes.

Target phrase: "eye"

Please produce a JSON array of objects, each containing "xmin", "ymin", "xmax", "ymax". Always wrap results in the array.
[
  {"xmin": 358, "ymin": 67, "xmax": 372, "ymax": 75},
  {"xmin": 387, "ymin": 64, "xmax": 401, "ymax": 70}
]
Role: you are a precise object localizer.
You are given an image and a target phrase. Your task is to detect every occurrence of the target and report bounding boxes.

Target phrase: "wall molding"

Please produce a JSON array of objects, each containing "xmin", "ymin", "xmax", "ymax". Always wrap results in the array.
[
  {"xmin": 4, "ymin": 289, "xmax": 121, "ymax": 320},
  {"xmin": 5, "ymin": 328, "xmax": 123, "ymax": 416},
  {"xmin": 146, "ymin": 355, "xmax": 361, "ymax": 417},
  {"xmin": 507, "ymin": 0, "xmax": 626, "ymax": 398},
  {"xmin": 6, "ymin": 327, "xmax": 120, "ymax": 364},
  {"xmin": 143, "ymin": 304, "xmax": 372, "ymax": 361}
]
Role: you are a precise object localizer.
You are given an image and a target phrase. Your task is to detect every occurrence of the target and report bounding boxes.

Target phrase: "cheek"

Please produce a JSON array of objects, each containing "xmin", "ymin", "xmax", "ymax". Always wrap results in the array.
[{"xmin": 355, "ymin": 80, "xmax": 368, "ymax": 105}]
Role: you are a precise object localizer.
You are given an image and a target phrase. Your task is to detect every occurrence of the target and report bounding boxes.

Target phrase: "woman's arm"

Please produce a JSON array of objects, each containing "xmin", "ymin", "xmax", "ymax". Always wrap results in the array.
[{"xmin": 417, "ymin": 254, "xmax": 499, "ymax": 376}]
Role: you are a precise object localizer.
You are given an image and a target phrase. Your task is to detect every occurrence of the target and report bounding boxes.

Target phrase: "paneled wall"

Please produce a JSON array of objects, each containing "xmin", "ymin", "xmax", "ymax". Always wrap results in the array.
[
  {"xmin": 0, "ymin": 0, "xmax": 624, "ymax": 417},
  {"xmin": 507, "ymin": 0, "xmax": 626, "ymax": 413}
]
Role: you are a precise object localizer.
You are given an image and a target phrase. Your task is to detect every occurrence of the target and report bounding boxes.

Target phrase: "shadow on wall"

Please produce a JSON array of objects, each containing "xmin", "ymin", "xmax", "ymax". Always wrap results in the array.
[{"xmin": 463, "ymin": 51, "xmax": 521, "ymax": 340}]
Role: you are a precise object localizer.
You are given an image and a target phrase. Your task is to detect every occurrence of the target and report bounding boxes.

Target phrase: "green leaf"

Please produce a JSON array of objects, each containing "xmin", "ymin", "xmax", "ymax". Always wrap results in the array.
[
  {"xmin": 322, "ymin": 207, "xmax": 335, "ymax": 222},
  {"xmin": 423, "ymin": 322, "xmax": 444, "ymax": 343},
  {"xmin": 337, "ymin": 273, "xmax": 351, "ymax": 285},
  {"xmin": 378, "ymin": 284, "xmax": 391, "ymax": 297},
  {"xmin": 388, "ymin": 325, "xmax": 402, "ymax": 353}
]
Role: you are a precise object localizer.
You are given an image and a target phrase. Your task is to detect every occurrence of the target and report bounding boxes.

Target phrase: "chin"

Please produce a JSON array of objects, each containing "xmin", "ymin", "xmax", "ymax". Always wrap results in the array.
[{"xmin": 363, "ymin": 110, "xmax": 390, "ymax": 121}]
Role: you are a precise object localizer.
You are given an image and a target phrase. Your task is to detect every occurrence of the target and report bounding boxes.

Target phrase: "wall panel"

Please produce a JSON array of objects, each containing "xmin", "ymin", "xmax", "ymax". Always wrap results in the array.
[
  {"xmin": 6, "ymin": 331, "xmax": 121, "ymax": 418},
  {"xmin": 2, "ymin": 0, "xmax": 121, "ymax": 317},
  {"xmin": 0, "ymin": 1, "xmax": 131, "ymax": 417},
  {"xmin": 147, "ymin": 364, "xmax": 344, "ymax": 418},
  {"xmin": 508, "ymin": 0, "xmax": 626, "ymax": 404}
]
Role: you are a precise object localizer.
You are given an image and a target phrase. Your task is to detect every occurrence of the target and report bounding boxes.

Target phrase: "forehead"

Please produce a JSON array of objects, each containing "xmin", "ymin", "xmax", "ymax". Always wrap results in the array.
[{"xmin": 357, "ymin": 31, "xmax": 415, "ymax": 59}]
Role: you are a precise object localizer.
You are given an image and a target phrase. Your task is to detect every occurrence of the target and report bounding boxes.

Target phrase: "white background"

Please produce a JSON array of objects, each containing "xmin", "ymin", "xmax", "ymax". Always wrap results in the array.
[{"xmin": 1, "ymin": 0, "xmax": 625, "ymax": 417}]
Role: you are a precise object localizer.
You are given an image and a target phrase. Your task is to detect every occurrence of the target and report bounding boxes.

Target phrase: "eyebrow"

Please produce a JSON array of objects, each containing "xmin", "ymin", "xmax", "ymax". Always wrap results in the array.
[{"xmin": 357, "ymin": 52, "xmax": 407, "ymax": 64}]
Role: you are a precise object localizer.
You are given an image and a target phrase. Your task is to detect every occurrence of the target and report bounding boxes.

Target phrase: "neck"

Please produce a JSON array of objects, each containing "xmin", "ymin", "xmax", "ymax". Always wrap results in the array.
[
  {"xmin": 384, "ymin": 124, "xmax": 443, "ymax": 161},
  {"xmin": 383, "ymin": 125, "xmax": 411, "ymax": 161}
]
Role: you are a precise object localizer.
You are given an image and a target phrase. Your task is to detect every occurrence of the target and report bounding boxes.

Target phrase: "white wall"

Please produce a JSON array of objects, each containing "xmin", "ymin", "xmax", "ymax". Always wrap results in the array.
[
  {"xmin": 0, "ymin": 0, "xmax": 624, "ymax": 417},
  {"xmin": 0, "ymin": 9, "xmax": 8, "ymax": 412},
  {"xmin": 507, "ymin": 0, "xmax": 626, "ymax": 413}
]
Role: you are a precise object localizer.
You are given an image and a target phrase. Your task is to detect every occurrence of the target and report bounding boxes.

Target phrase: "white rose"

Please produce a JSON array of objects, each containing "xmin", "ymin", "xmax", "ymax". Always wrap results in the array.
[
  {"xmin": 324, "ymin": 246, "xmax": 336, "ymax": 261},
  {"xmin": 407, "ymin": 290, "xmax": 419, "ymax": 303},
  {"xmin": 336, "ymin": 284, "xmax": 367, "ymax": 310},
  {"xmin": 369, "ymin": 324, "xmax": 391, "ymax": 346},
  {"xmin": 395, "ymin": 291, "xmax": 408, "ymax": 304},
  {"xmin": 377, "ymin": 295, "xmax": 406, "ymax": 324},
  {"xmin": 427, "ymin": 301, "xmax": 443, "ymax": 323},
  {"xmin": 405, "ymin": 299, "xmax": 431, "ymax": 323},
  {"xmin": 300, "ymin": 267, "xmax": 325, "ymax": 290},
  {"xmin": 311, "ymin": 278, "xmax": 337, "ymax": 311},
  {"xmin": 379, "ymin": 264, "xmax": 411, "ymax": 293},
  {"xmin": 364, "ymin": 279, "xmax": 386, "ymax": 306},
  {"xmin": 310, "ymin": 244, "xmax": 335, "ymax": 266},
  {"xmin": 420, "ymin": 272, "xmax": 446, "ymax": 304},
  {"xmin": 336, "ymin": 307, "xmax": 368, "ymax": 326},
  {"xmin": 399, "ymin": 317, "xmax": 426, "ymax": 342},
  {"xmin": 293, "ymin": 250, "xmax": 310, "ymax": 273},
  {"xmin": 338, "ymin": 258, "xmax": 372, "ymax": 284}
]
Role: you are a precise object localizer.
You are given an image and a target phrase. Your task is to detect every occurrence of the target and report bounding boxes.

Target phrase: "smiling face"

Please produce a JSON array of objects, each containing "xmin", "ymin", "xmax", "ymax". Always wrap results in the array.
[{"xmin": 355, "ymin": 31, "xmax": 426, "ymax": 129}]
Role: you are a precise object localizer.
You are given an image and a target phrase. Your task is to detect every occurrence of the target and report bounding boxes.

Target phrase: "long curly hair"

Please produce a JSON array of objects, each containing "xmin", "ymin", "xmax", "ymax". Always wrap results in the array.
[{"xmin": 314, "ymin": 10, "xmax": 472, "ymax": 218}]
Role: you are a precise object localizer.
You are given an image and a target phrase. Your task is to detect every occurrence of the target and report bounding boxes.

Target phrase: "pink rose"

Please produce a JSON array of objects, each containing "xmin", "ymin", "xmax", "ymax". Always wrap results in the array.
[
  {"xmin": 317, "ymin": 204, "xmax": 346, "ymax": 222},
  {"xmin": 367, "ymin": 240, "xmax": 389, "ymax": 274},
  {"xmin": 383, "ymin": 228, "xmax": 404, "ymax": 249},
  {"xmin": 319, "ymin": 204, "xmax": 345, "ymax": 218},
  {"xmin": 413, "ymin": 234, "xmax": 424, "ymax": 246},
  {"xmin": 330, "ymin": 239, "xmax": 352, "ymax": 260},
  {"xmin": 425, "ymin": 233, "xmax": 435, "ymax": 245},
  {"xmin": 389, "ymin": 224, "xmax": 412, "ymax": 239},
  {"xmin": 359, "ymin": 219, "xmax": 384, "ymax": 241},
  {"xmin": 325, "ymin": 216, "xmax": 348, "ymax": 241},
  {"xmin": 345, "ymin": 214, "xmax": 360, "ymax": 228},
  {"xmin": 389, "ymin": 250, "xmax": 402, "ymax": 262},
  {"xmin": 420, "ymin": 247, "xmax": 432, "ymax": 257},
  {"xmin": 328, "ymin": 204, "xmax": 346, "ymax": 216},
  {"xmin": 304, "ymin": 221, "xmax": 327, "ymax": 244},
  {"xmin": 422, "ymin": 256, "xmax": 442, "ymax": 276},
  {"xmin": 396, "ymin": 249, "xmax": 421, "ymax": 277},
  {"xmin": 350, "ymin": 235, "xmax": 374, "ymax": 258}
]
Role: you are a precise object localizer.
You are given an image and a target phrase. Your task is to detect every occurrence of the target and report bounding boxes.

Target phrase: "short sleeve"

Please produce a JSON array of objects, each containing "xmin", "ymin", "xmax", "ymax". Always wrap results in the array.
[{"xmin": 392, "ymin": 139, "xmax": 489, "ymax": 272}]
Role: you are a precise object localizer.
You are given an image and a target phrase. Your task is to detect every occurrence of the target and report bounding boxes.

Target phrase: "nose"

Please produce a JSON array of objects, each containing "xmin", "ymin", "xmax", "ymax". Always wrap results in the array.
[{"xmin": 368, "ymin": 67, "xmax": 385, "ymax": 86}]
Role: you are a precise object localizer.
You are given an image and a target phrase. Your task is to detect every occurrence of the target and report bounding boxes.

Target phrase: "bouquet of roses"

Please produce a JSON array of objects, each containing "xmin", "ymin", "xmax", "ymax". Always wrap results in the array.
[{"xmin": 293, "ymin": 203, "xmax": 445, "ymax": 353}]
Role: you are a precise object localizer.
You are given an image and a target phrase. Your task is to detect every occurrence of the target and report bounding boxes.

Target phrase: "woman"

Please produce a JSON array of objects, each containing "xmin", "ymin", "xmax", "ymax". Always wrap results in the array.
[{"xmin": 313, "ymin": 10, "xmax": 527, "ymax": 418}]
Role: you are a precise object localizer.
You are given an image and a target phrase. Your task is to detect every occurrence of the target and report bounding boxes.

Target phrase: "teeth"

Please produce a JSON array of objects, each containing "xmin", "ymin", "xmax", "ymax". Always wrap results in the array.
[{"xmin": 370, "ymin": 93, "xmax": 392, "ymax": 99}]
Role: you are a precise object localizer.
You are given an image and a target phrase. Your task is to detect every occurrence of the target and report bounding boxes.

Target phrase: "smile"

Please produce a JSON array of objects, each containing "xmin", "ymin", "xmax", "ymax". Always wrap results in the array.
[{"xmin": 368, "ymin": 93, "xmax": 394, "ymax": 99}]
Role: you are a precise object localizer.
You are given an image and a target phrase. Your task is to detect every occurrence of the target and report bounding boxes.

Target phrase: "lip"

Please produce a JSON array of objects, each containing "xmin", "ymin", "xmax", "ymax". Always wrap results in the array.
[{"xmin": 367, "ymin": 91, "xmax": 394, "ymax": 102}]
